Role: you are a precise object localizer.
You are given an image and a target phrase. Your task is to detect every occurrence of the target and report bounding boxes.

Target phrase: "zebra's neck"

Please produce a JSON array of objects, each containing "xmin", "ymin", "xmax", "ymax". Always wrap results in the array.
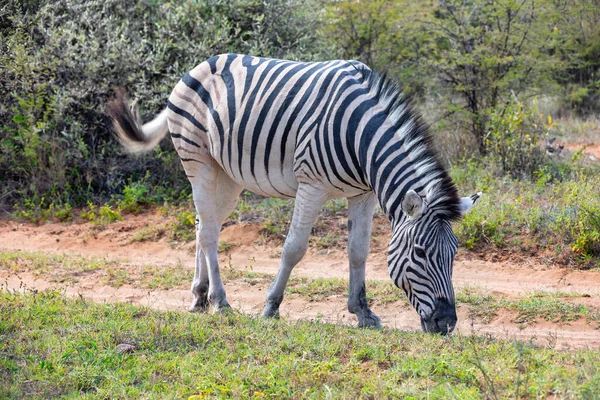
[{"xmin": 354, "ymin": 73, "xmax": 461, "ymax": 224}]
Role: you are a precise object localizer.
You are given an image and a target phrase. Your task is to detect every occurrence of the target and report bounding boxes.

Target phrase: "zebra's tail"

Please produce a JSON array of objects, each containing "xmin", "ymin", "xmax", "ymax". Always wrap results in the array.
[{"xmin": 107, "ymin": 89, "xmax": 169, "ymax": 153}]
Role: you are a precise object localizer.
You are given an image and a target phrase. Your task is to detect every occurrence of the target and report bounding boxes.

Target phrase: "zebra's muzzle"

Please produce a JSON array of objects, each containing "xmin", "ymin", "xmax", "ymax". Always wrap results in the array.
[{"xmin": 420, "ymin": 298, "xmax": 457, "ymax": 335}]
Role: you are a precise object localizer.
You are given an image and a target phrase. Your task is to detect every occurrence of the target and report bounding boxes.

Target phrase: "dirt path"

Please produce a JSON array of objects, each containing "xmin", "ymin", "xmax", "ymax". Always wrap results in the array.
[{"xmin": 2, "ymin": 216, "xmax": 600, "ymax": 349}]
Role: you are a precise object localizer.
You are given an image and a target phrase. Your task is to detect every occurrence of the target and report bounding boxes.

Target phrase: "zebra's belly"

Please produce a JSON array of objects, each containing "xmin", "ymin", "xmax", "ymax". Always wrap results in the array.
[
  {"xmin": 220, "ymin": 155, "xmax": 300, "ymax": 199},
  {"xmin": 234, "ymin": 171, "xmax": 299, "ymax": 199}
]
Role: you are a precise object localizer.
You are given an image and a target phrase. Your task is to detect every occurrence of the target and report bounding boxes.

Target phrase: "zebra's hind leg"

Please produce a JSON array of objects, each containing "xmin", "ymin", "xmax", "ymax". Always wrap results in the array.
[
  {"xmin": 189, "ymin": 237, "xmax": 209, "ymax": 312},
  {"xmin": 347, "ymin": 192, "xmax": 381, "ymax": 328},
  {"xmin": 262, "ymin": 184, "xmax": 329, "ymax": 318},
  {"xmin": 190, "ymin": 175, "xmax": 242, "ymax": 313},
  {"xmin": 190, "ymin": 164, "xmax": 242, "ymax": 313}
]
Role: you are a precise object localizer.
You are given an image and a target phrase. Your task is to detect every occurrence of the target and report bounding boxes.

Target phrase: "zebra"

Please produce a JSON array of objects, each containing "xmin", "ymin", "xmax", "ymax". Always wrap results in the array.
[{"xmin": 108, "ymin": 54, "xmax": 480, "ymax": 335}]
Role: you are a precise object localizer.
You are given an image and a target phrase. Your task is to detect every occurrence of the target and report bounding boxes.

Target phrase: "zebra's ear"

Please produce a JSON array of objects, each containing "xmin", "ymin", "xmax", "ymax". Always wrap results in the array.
[
  {"xmin": 459, "ymin": 192, "xmax": 482, "ymax": 215},
  {"xmin": 401, "ymin": 190, "xmax": 426, "ymax": 219}
]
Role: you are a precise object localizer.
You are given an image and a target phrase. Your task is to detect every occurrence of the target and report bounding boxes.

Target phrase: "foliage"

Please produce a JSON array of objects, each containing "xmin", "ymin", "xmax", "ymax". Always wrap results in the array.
[
  {"xmin": 324, "ymin": 0, "xmax": 433, "ymax": 98},
  {"xmin": 485, "ymin": 100, "xmax": 556, "ymax": 178},
  {"xmin": 0, "ymin": 0, "xmax": 327, "ymax": 211},
  {"xmin": 115, "ymin": 182, "xmax": 150, "ymax": 215},
  {"xmin": 424, "ymin": 0, "xmax": 560, "ymax": 151},
  {"xmin": 326, "ymin": 0, "xmax": 600, "ymax": 155},
  {"xmin": 169, "ymin": 210, "xmax": 197, "ymax": 243},
  {"xmin": 12, "ymin": 198, "xmax": 73, "ymax": 223},
  {"xmin": 452, "ymin": 159, "xmax": 600, "ymax": 265},
  {"xmin": 555, "ymin": 179, "xmax": 600, "ymax": 258},
  {"xmin": 550, "ymin": 0, "xmax": 600, "ymax": 116},
  {"xmin": 80, "ymin": 203, "xmax": 123, "ymax": 225}
]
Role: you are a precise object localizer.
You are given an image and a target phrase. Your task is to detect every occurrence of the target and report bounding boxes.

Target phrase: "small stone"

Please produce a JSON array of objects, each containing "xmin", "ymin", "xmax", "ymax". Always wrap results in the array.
[{"xmin": 116, "ymin": 343, "xmax": 136, "ymax": 354}]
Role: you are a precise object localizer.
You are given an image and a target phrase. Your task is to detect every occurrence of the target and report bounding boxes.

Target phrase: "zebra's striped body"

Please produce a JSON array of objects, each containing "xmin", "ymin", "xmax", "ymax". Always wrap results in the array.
[
  {"xmin": 109, "ymin": 53, "xmax": 480, "ymax": 334},
  {"xmin": 169, "ymin": 55, "xmax": 373, "ymax": 199}
]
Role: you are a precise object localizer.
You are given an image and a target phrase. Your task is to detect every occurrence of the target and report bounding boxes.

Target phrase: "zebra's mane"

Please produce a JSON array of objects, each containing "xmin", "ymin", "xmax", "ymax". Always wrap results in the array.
[{"xmin": 362, "ymin": 68, "xmax": 462, "ymax": 221}]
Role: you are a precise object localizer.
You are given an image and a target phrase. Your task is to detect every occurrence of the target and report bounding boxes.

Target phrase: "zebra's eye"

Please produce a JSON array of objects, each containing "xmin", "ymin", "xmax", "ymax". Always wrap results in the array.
[{"xmin": 414, "ymin": 246, "xmax": 426, "ymax": 259}]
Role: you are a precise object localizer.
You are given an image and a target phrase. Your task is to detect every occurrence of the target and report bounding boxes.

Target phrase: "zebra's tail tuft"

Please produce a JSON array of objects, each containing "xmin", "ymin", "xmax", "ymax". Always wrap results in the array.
[{"xmin": 107, "ymin": 88, "xmax": 169, "ymax": 153}]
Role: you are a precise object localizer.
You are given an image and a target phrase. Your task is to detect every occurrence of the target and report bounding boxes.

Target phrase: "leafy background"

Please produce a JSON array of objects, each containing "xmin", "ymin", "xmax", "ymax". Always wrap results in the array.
[{"xmin": 1, "ymin": 0, "xmax": 599, "ymax": 263}]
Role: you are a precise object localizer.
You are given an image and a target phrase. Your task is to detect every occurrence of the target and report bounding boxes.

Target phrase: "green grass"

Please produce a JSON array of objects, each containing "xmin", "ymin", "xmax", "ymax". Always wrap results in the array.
[
  {"xmin": 456, "ymin": 286, "xmax": 600, "ymax": 325},
  {"xmin": 130, "ymin": 225, "xmax": 167, "ymax": 243},
  {"xmin": 456, "ymin": 287, "xmax": 501, "ymax": 324},
  {"xmin": 1, "ymin": 290, "xmax": 600, "ymax": 398},
  {"xmin": 0, "ymin": 251, "xmax": 190, "ymax": 290},
  {"xmin": 509, "ymin": 292, "xmax": 593, "ymax": 324},
  {"xmin": 0, "ymin": 251, "xmax": 115, "ymax": 283}
]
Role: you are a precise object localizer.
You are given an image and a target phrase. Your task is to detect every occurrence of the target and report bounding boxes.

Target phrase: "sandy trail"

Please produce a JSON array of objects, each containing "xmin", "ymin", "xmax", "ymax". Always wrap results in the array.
[{"xmin": 2, "ymin": 216, "xmax": 600, "ymax": 349}]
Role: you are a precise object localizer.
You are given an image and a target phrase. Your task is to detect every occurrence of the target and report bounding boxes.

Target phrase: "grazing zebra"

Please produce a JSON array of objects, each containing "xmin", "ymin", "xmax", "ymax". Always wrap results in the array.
[{"xmin": 108, "ymin": 54, "xmax": 480, "ymax": 335}]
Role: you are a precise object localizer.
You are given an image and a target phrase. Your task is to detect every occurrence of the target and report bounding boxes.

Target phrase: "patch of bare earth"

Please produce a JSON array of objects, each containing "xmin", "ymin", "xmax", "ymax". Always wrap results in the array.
[
  {"xmin": 563, "ymin": 142, "xmax": 600, "ymax": 161},
  {"xmin": 1, "ymin": 214, "xmax": 600, "ymax": 350}
]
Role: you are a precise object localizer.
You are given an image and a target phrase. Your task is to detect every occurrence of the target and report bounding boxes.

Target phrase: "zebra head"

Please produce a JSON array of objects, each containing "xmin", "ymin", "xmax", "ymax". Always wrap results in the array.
[{"xmin": 388, "ymin": 190, "xmax": 481, "ymax": 335}]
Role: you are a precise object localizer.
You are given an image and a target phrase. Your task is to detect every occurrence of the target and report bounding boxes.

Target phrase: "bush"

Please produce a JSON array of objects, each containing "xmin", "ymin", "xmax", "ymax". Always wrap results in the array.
[
  {"xmin": 0, "ymin": 0, "xmax": 327, "ymax": 212},
  {"xmin": 485, "ymin": 101, "xmax": 556, "ymax": 179},
  {"xmin": 452, "ymin": 161, "xmax": 600, "ymax": 266},
  {"xmin": 554, "ymin": 179, "xmax": 600, "ymax": 259},
  {"xmin": 116, "ymin": 182, "xmax": 151, "ymax": 215},
  {"xmin": 80, "ymin": 203, "xmax": 123, "ymax": 225}
]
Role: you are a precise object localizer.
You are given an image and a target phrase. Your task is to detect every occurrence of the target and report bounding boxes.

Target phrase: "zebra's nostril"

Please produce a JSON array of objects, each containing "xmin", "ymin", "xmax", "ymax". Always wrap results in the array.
[
  {"xmin": 433, "ymin": 315, "xmax": 457, "ymax": 335},
  {"xmin": 421, "ymin": 312, "xmax": 456, "ymax": 335},
  {"xmin": 425, "ymin": 306, "xmax": 457, "ymax": 335}
]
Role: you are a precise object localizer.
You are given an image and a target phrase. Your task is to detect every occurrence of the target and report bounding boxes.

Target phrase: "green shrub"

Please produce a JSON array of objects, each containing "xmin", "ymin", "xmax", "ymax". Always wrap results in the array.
[
  {"xmin": 13, "ymin": 198, "xmax": 73, "ymax": 223},
  {"xmin": 553, "ymin": 179, "xmax": 600, "ymax": 258},
  {"xmin": 116, "ymin": 182, "xmax": 150, "ymax": 214},
  {"xmin": 0, "ymin": 0, "xmax": 327, "ymax": 211},
  {"xmin": 170, "ymin": 210, "xmax": 196, "ymax": 242},
  {"xmin": 80, "ymin": 203, "xmax": 122, "ymax": 225},
  {"xmin": 485, "ymin": 101, "xmax": 556, "ymax": 179},
  {"xmin": 452, "ymin": 161, "xmax": 600, "ymax": 265}
]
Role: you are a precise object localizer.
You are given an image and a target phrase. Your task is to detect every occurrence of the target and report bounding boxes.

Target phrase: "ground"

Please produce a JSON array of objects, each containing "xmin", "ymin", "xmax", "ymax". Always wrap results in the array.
[{"xmin": 2, "ymin": 211, "xmax": 599, "ymax": 351}]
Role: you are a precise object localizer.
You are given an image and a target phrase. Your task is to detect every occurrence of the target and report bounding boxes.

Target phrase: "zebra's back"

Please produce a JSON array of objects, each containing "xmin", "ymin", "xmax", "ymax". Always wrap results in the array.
[{"xmin": 167, "ymin": 54, "xmax": 373, "ymax": 199}]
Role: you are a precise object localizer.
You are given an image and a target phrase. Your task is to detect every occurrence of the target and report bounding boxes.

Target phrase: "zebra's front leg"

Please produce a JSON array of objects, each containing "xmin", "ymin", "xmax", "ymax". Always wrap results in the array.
[
  {"xmin": 262, "ymin": 184, "xmax": 328, "ymax": 318},
  {"xmin": 347, "ymin": 192, "xmax": 380, "ymax": 328}
]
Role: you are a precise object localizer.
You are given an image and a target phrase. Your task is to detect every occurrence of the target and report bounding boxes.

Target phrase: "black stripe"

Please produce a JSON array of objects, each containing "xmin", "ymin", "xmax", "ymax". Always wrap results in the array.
[
  {"xmin": 304, "ymin": 69, "xmax": 362, "ymax": 191},
  {"xmin": 221, "ymin": 54, "xmax": 238, "ymax": 171},
  {"xmin": 279, "ymin": 64, "xmax": 331, "ymax": 176},
  {"xmin": 262, "ymin": 63, "xmax": 324, "ymax": 184},
  {"xmin": 358, "ymin": 110, "xmax": 387, "ymax": 171},
  {"xmin": 206, "ymin": 55, "xmax": 219, "ymax": 74},
  {"xmin": 295, "ymin": 64, "xmax": 357, "ymax": 145},
  {"xmin": 237, "ymin": 59, "xmax": 281, "ymax": 179},
  {"xmin": 180, "ymin": 158, "xmax": 203, "ymax": 163},
  {"xmin": 330, "ymin": 87, "xmax": 370, "ymax": 187},
  {"xmin": 170, "ymin": 132, "xmax": 201, "ymax": 148},
  {"xmin": 241, "ymin": 55, "xmax": 263, "ymax": 103},
  {"xmin": 249, "ymin": 61, "xmax": 297, "ymax": 181},
  {"xmin": 181, "ymin": 73, "xmax": 225, "ymax": 163},
  {"xmin": 167, "ymin": 101, "xmax": 206, "ymax": 132}
]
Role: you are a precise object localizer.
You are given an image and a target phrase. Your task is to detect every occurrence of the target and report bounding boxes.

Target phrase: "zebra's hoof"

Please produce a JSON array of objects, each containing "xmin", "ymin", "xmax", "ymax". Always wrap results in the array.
[
  {"xmin": 189, "ymin": 304, "xmax": 209, "ymax": 313},
  {"xmin": 189, "ymin": 297, "xmax": 209, "ymax": 313},
  {"xmin": 262, "ymin": 303, "xmax": 281, "ymax": 319},
  {"xmin": 212, "ymin": 299, "xmax": 231, "ymax": 314},
  {"xmin": 358, "ymin": 311, "xmax": 381, "ymax": 329}
]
